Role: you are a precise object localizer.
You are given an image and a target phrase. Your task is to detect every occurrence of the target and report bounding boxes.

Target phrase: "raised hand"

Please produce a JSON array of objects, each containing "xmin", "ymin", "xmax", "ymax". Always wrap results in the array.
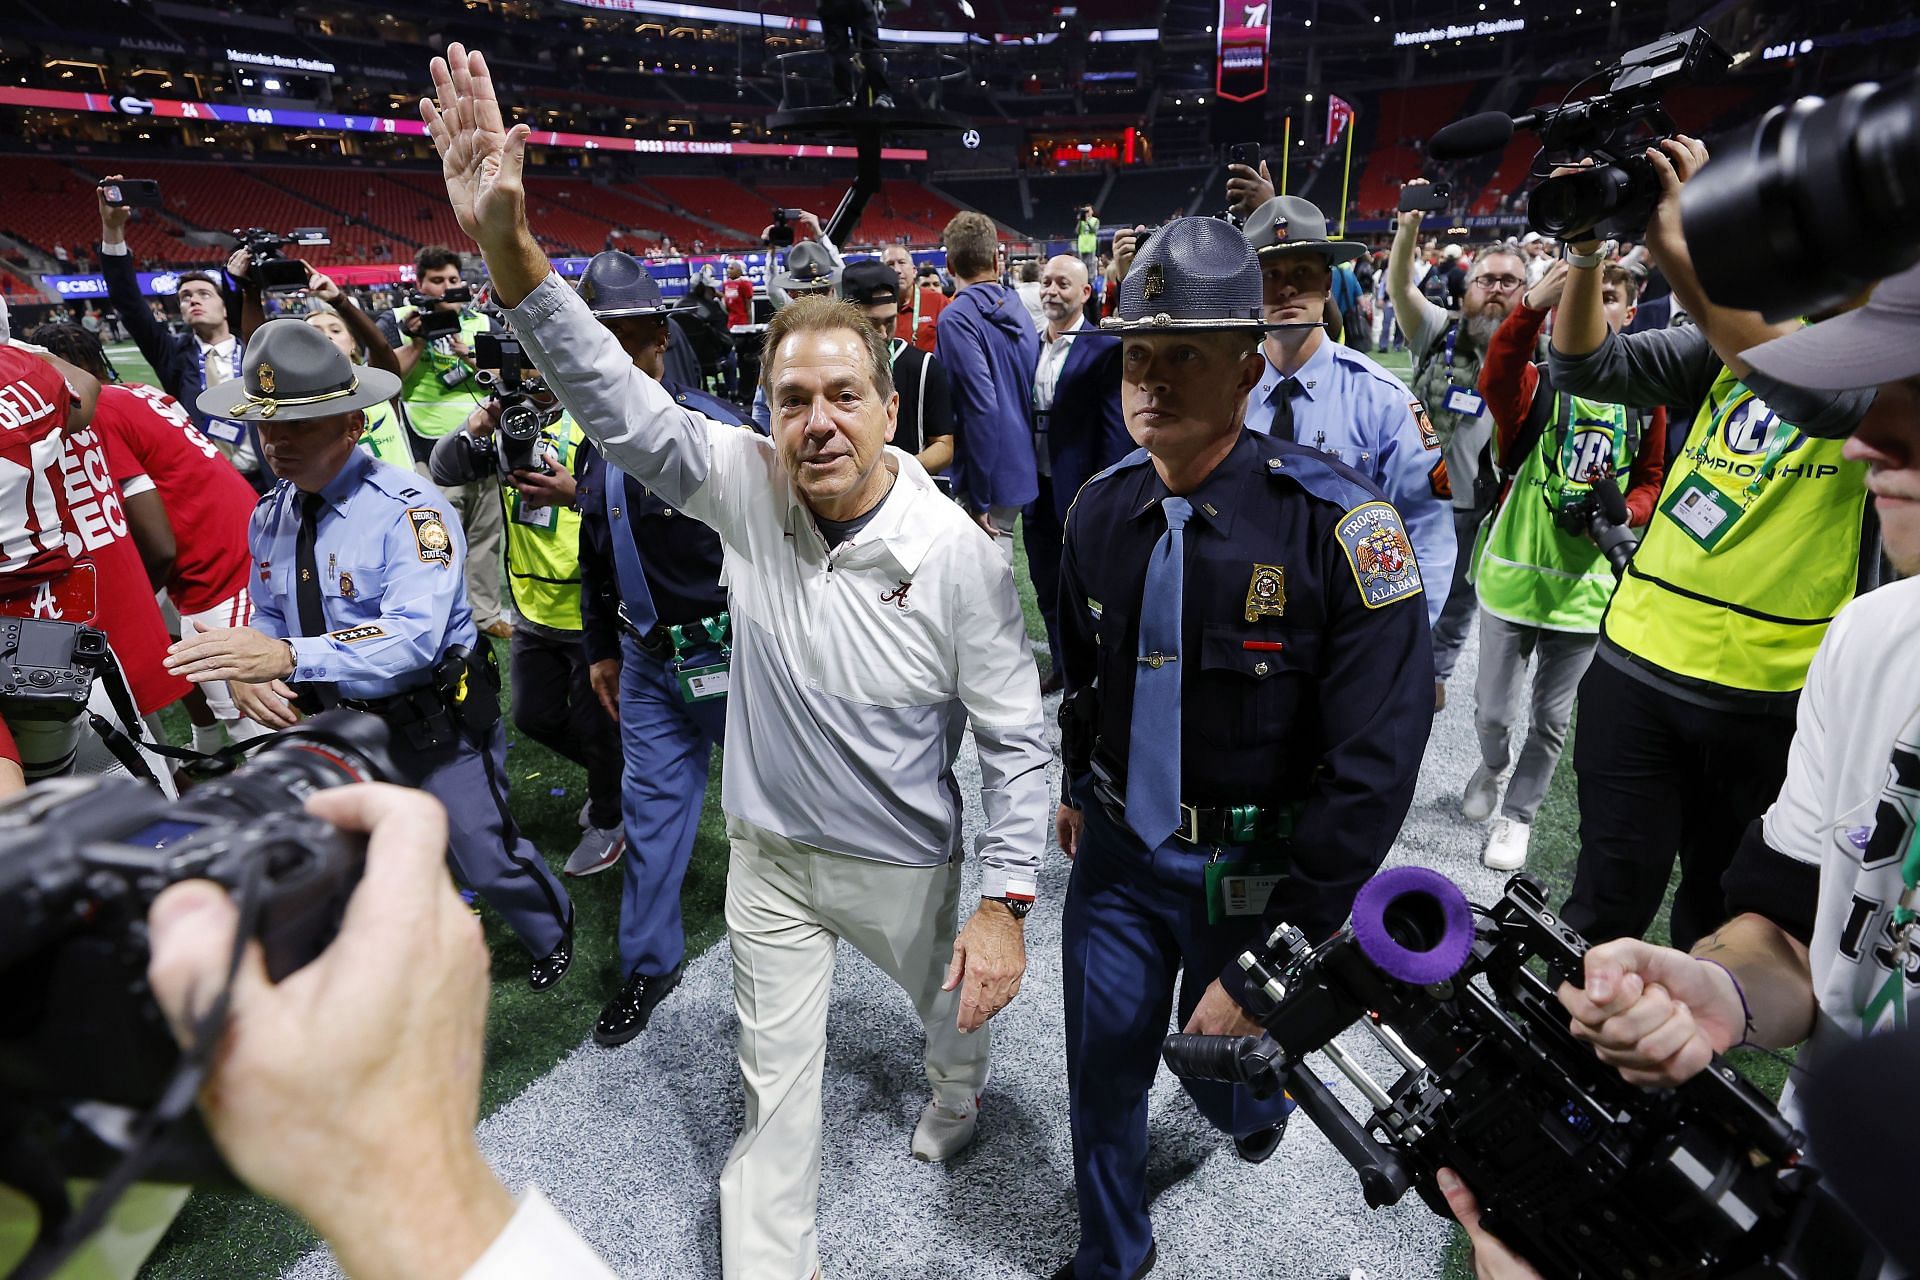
[{"xmin": 420, "ymin": 43, "xmax": 529, "ymax": 252}]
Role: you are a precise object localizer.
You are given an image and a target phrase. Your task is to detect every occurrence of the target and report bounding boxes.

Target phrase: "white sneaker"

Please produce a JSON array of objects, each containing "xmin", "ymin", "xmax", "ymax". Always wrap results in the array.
[
  {"xmin": 1483, "ymin": 816, "xmax": 1532, "ymax": 871},
  {"xmin": 910, "ymin": 1096, "xmax": 980, "ymax": 1162},
  {"xmin": 1461, "ymin": 764, "xmax": 1501, "ymax": 823}
]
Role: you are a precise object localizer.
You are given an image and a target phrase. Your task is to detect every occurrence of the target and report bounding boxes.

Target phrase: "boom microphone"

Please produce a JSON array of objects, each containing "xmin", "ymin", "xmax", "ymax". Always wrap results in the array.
[{"xmin": 1427, "ymin": 111, "xmax": 1519, "ymax": 161}]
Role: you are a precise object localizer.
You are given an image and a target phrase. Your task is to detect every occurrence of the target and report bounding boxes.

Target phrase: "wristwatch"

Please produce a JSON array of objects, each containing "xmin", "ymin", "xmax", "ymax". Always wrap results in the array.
[{"xmin": 985, "ymin": 895, "xmax": 1033, "ymax": 920}]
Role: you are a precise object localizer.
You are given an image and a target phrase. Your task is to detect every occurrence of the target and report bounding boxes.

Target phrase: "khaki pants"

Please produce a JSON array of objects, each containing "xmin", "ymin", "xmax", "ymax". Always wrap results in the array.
[
  {"xmin": 718, "ymin": 815, "xmax": 990, "ymax": 1280},
  {"xmin": 447, "ymin": 477, "xmax": 506, "ymax": 627}
]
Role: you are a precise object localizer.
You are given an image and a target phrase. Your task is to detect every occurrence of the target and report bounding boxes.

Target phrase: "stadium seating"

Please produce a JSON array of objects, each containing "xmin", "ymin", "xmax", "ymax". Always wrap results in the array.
[
  {"xmin": 6, "ymin": 158, "xmax": 223, "ymax": 268},
  {"xmin": 1025, "ymin": 173, "xmax": 1107, "ymax": 241},
  {"xmin": 1352, "ymin": 84, "xmax": 1478, "ymax": 220}
]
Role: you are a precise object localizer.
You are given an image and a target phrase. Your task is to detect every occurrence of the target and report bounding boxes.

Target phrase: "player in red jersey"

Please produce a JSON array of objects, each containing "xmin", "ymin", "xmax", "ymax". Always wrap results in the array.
[{"xmin": 33, "ymin": 323, "xmax": 266, "ymax": 748}]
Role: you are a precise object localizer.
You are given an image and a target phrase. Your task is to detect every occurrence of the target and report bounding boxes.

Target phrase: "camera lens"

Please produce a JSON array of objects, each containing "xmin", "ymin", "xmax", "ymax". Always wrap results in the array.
[
  {"xmin": 499, "ymin": 402, "xmax": 541, "ymax": 440},
  {"xmin": 1683, "ymin": 81, "xmax": 1920, "ymax": 320},
  {"xmin": 1528, "ymin": 166, "xmax": 1630, "ymax": 240}
]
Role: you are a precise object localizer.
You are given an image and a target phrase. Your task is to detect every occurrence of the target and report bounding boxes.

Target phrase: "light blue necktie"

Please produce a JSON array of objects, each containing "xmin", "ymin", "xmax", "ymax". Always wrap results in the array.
[
  {"xmin": 1125, "ymin": 496, "xmax": 1192, "ymax": 848},
  {"xmin": 603, "ymin": 459, "xmax": 658, "ymax": 634}
]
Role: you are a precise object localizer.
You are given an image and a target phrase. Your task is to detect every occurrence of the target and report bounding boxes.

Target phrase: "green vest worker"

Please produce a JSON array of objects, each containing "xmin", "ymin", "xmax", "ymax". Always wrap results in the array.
[
  {"xmin": 378, "ymin": 244, "xmax": 511, "ymax": 637},
  {"xmin": 1543, "ymin": 146, "xmax": 1876, "ymax": 952},
  {"xmin": 1467, "ymin": 262, "xmax": 1666, "ymax": 875},
  {"xmin": 430, "ymin": 398, "xmax": 627, "ymax": 875}
]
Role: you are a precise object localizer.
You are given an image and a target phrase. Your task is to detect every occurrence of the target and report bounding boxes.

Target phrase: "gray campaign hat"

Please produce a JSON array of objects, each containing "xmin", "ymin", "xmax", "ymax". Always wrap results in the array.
[
  {"xmin": 1242, "ymin": 195, "xmax": 1368, "ymax": 265},
  {"xmin": 773, "ymin": 240, "xmax": 840, "ymax": 295},
  {"xmin": 1742, "ymin": 261, "xmax": 1920, "ymax": 390},
  {"xmin": 197, "ymin": 318, "xmax": 398, "ymax": 423},
  {"xmin": 578, "ymin": 250, "xmax": 672, "ymax": 319},
  {"xmin": 1101, "ymin": 216, "xmax": 1277, "ymax": 335}
]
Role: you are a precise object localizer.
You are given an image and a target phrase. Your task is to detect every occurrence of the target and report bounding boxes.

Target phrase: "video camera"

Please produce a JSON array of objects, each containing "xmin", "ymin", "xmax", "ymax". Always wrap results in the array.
[
  {"xmin": 1162, "ymin": 868, "xmax": 1883, "ymax": 1280},
  {"xmin": 231, "ymin": 227, "xmax": 331, "ymax": 294},
  {"xmin": 407, "ymin": 282, "xmax": 475, "ymax": 342},
  {"xmin": 0, "ymin": 712, "xmax": 392, "ymax": 1271},
  {"xmin": 1683, "ymin": 77, "xmax": 1920, "ymax": 322},
  {"xmin": 473, "ymin": 332, "xmax": 558, "ymax": 475},
  {"xmin": 1427, "ymin": 27, "xmax": 1731, "ymax": 241},
  {"xmin": 766, "ymin": 208, "xmax": 806, "ymax": 249},
  {"xmin": 1548, "ymin": 472, "xmax": 1639, "ymax": 578}
]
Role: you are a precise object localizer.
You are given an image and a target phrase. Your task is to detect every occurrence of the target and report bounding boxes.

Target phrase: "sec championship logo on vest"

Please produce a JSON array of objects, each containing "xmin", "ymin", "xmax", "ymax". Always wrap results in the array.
[
  {"xmin": 1721, "ymin": 396, "xmax": 1798, "ymax": 456},
  {"xmin": 1567, "ymin": 423, "xmax": 1618, "ymax": 482}
]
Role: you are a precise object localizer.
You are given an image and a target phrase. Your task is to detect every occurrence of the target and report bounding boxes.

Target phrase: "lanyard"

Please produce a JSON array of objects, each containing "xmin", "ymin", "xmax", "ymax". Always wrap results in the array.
[{"xmin": 1683, "ymin": 390, "xmax": 1800, "ymax": 508}]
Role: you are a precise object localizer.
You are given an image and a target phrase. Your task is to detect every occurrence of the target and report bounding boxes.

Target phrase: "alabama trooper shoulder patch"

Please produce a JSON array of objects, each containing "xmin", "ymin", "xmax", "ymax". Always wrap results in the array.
[
  {"xmin": 1336, "ymin": 501, "xmax": 1424, "ymax": 609},
  {"xmin": 406, "ymin": 507, "xmax": 454, "ymax": 567}
]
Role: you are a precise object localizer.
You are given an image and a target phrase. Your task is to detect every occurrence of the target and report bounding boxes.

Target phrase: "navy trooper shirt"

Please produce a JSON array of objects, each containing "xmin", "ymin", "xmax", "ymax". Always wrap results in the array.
[
  {"xmin": 1057, "ymin": 427, "xmax": 1434, "ymax": 946},
  {"xmin": 575, "ymin": 380, "xmax": 743, "ymax": 665},
  {"xmin": 249, "ymin": 448, "xmax": 477, "ymax": 701}
]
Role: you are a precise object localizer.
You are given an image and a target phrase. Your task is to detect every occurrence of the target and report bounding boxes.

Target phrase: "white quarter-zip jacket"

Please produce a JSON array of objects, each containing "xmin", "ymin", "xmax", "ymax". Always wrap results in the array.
[{"xmin": 506, "ymin": 274, "xmax": 1047, "ymax": 900}]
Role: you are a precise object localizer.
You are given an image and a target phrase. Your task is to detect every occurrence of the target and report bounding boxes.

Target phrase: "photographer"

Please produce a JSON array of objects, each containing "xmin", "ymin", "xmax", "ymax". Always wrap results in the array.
[
  {"xmin": 140, "ymin": 782, "xmax": 617, "ymax": 1278},
  {"xmin": 235, "ymin": 254, "xmax": 417, "ymax": 470},
  {"xmin": 95, "ymin": 175, "xmax": 263, "ymax": 487},
  {"xmin": 1445, "ymin": 261, "xmax": 1920, "ymax": 1280},
  {"xmin": 1460, "ymin": 258, "xmax": 1665, "ymax": 873},
  {"xmin": 427, "ymin": 333, "xmax": 626, "ymax": 880},
  {"xmin": 1074, "ymin": 204, "xmax": 1100, "ymax": 281},
  {"xmin": 1547, "ymin": 138, "xmax": 1876, "ymax": 951},
  {"xmin": 377, "ymin": 246, "xmax": 511, "ymax": 639},
  {"xmin": 1387, "ymin": 181, "xmax": 1527, "ymax": 711}
]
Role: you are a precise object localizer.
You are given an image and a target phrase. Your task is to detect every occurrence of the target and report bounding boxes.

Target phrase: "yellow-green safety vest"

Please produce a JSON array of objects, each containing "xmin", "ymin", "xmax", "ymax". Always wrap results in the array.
[
  {"xmin": 393, "ymin": 305, "xmax": 492, "ymax": 439},
  {"xmin": 1601, "ymin": 366, "xmax": 1868, "ymax": 694},
  {"xmin": 1476, "ymin": 392, "xmax": 1636, "ymax": 634},
  {"xmin": 355, "ymin": 397, "xmax": 412, "ymax": 466},
  {"xmin": 503, "ymin": 412, "xmax": 587, "ymax": 632}
]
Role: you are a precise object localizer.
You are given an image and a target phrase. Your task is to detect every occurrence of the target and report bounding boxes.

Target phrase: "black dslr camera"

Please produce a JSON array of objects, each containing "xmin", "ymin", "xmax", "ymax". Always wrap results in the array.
[
  {"xmin": 473, "ymin": 332, "xmax": 558, "ymax": 476},
  {"xmin": 232, "ymin": 227, "xmax": 331, "ymax": 294},
  {"xmin": 1163, "ymin": 868, "xmax": 1882, "ymax": 1280},
  {"xmin": 766, "ymin": 208, "xmax": 802, "ymax": 248},
  {"xmin": 0, "ymin": 712, "xmax": 393, "ymax": 1267},
  {"xmin": 407, "ymin": 283, "xmax": 474, "ymax": 343},
  {"xmin": 1547, "ymin": 472, "xmax": 1639, "ymax": 578}
]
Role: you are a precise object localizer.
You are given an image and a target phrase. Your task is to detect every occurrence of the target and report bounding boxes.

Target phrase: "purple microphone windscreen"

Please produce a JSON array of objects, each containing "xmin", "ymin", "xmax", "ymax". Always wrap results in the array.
[
  {"xmin": 1349, "ymin": 866, "xmax": 1474, "ymax": 985},
  {"xmin": 1427, "ymin": 112, "xmax": 1517, "ymax": 161},
  {"xmin": 1593, "ymin": 475, "xmax": 1631, "ymax": 527}
]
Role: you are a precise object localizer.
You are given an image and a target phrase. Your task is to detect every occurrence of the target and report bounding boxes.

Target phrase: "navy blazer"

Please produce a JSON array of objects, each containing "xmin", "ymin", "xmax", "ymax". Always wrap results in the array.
[{"xmin": 1041, "ymin": 326, "xmax": 1131, "ymax": 523}]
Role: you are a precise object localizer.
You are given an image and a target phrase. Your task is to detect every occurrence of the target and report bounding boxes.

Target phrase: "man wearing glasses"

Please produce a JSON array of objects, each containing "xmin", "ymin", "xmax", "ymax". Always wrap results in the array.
[{"xmin": 1388, "ymin": 179, "xmax": 1529, "ymax": 711}]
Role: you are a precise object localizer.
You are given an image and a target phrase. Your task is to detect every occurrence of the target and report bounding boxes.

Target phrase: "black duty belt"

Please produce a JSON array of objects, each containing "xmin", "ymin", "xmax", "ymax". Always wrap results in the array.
[
  {"xmin": 1088, "ymin": 754, "xmax": 1299, "ymax": 848},
  {"xmin": 616, "ymin": 604, "xmax": 731, "ymax": 662}
]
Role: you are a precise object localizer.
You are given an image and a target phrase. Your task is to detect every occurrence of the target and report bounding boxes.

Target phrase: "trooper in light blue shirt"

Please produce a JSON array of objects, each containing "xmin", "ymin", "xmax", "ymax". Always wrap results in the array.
[
  {"xmin": 1240, "ymin": 194, "xmax": 1454, "ymax": 626},
  {"xmin": 165, "ymin": 319, "xmax": 575, "ymax": 991}
]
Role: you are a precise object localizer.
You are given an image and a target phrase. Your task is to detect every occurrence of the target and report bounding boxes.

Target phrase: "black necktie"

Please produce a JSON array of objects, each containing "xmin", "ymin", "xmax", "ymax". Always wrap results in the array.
[
  {"xmin": 1270, "ymin": 376, "xmax": 1303, "ymax": 443},
  {"xmin": 295, "ymin": 492, "xmax": 328, "ymax": 638},
  {"xmin": 294, "ymin": 491, "xmax": 339, "ymax": 709}
]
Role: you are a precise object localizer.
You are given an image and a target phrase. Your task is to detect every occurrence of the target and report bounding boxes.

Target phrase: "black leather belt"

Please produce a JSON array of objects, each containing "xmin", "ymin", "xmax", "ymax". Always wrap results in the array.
[{"xmin": 1088, "ymin": 754, "xmax": 1298, "ymax": 848}]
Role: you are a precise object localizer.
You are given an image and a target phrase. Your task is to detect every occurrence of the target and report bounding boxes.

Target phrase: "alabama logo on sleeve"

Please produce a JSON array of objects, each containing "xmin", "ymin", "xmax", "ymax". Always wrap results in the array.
[{"xmin": 1336, "ymin": 501, "xmax": 1424, "ymax": 609}]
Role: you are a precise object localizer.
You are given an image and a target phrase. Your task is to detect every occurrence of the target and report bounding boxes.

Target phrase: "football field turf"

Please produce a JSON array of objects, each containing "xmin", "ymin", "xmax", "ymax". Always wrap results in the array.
[{"xmin": 84, "ymin": 339, "xmax": 1756, "ymax": 1279}]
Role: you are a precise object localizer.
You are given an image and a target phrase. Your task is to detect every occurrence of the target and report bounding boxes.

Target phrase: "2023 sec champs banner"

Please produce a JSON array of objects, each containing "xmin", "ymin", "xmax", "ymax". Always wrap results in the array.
[{"xmin": 1216, "ymin": 0, "xmax": 1272, "ymax": 103}]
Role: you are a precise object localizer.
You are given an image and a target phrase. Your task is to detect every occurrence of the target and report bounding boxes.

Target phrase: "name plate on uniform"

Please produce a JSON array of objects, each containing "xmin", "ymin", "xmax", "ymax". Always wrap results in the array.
[{"xmin": 677, "ymin": 662, "xmax": 730, "ymax": 703}]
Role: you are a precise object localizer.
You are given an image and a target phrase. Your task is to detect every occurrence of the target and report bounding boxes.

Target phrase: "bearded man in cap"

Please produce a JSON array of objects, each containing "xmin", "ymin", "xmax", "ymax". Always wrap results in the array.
[
  {"xmin": 164, "ymin": 318, "xmax": 576, "ymax": 991},
  {"xmin": 1238, "ymin": 193, "xmax": 1453, "ymax": 628},
  {"xmin": 1050, "ymin": 217, "xmax": 1432, "ymax": 1279}
]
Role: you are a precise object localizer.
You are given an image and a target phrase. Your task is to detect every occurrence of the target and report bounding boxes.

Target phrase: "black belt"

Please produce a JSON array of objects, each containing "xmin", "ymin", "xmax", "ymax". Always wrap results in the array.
[
  {"xmin": 616, "ymin": 604, "xmax": 730, "ymax": 662},
  {"xmin": 1088, "ymin": 754, "xmax": 1298, "ymax": 848}
]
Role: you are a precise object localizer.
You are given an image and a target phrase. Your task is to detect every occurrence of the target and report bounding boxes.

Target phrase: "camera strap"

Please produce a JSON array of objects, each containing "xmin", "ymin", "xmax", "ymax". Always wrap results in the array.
[{"xmin": 9, "ymin": 856, "xmax": 267, "ymax": 1280}]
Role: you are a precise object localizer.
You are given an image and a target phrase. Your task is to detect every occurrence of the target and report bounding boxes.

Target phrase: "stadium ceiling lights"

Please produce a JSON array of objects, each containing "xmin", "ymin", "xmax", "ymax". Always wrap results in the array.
[{"xmin": 555, "ymin": 0, "xmax": 1154, "ymax": 44}]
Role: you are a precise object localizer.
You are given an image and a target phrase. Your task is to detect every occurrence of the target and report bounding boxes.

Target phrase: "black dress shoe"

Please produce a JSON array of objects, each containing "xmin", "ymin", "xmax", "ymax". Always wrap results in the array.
[
  {"xmin": 1233, "ymin": 1115, "xmax": 1288, "ymax": 1164},
  {"xmin": 528, "ymin": 937, "xmax": 573, "ymax": 992},
  {"xmin": 593, "ymin": 963, "xmax": 685, "ymax": 1047},
  {"xmin": 1051, "ymin": 1241, "xmax": 1156, "ymax": 1280}
]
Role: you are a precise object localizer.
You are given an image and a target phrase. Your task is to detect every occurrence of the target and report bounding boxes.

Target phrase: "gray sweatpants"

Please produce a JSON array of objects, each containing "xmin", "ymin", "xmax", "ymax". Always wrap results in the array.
[{"xmin": 1472, "ymin": 608, "xmax": 1597, "ymax": 824}]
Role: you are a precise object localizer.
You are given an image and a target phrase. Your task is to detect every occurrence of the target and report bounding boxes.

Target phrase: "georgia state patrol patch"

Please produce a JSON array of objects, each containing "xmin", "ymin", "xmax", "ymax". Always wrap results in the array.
[
  {"xmin": 1336, "ymin": 501, "xmax": 1424, "ymax": 609},
  {"xmin": 1411, "ymin": 400, "xmax": 1440, "ymax": 451},
  {"xmin": 406, "ymin": 507, "xmax": 454, "ymax": 567},
  {"xmin": 1244, "ymin": 564, "xmax": 1286, "ymax": 621}
]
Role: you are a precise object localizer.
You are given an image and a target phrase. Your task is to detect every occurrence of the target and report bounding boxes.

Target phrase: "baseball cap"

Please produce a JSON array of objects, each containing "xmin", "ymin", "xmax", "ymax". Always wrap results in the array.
[
  {"xmin": 1741, "ymin": 261, "xmax": 1920, "ymax": 390},
  {"xmin": 840, "ymin": 260, "xmax": 900, "ymax": 306}
]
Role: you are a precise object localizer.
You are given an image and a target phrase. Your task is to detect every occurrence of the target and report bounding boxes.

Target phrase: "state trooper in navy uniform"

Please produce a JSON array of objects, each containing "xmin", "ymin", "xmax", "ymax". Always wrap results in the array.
[
  {"xmin": 570, "ymin": 251, "xmax": 746, "ymax": 1046},
  {"xmin": 1050, "ymin": 219, "xmax": 1434, "ymax": 1279},
  {"xmin": 165, "ymin": 318, "xmax": 575, "ymax": 990}
]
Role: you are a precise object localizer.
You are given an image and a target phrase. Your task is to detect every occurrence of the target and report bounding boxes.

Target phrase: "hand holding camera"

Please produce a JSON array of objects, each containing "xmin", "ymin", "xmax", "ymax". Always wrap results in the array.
[{"xmin": 96, "ymin": 174, "xmax": 137, "ymax": 241}]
